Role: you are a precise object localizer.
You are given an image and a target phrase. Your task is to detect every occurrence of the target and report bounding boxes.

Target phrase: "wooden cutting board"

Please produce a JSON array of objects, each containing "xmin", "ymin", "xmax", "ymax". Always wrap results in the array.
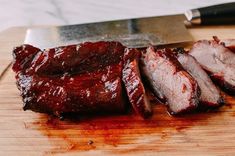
[{"xmin": 0, "ymin": 26, "xmax": 235, "ymax": 156}]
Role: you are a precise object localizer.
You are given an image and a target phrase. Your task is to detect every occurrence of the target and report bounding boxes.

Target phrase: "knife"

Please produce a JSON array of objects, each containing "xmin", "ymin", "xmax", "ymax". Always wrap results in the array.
[
  {"xmin": 24, "ymin": 14, "xmax": 192, "ymax": 49},
  {"xmin": 185, "ymin": 2, "xmax": 235, "ymax": 25},
  {"xmin": 24, "ymin": 2, "xmax": 235, "ymax": 49}
]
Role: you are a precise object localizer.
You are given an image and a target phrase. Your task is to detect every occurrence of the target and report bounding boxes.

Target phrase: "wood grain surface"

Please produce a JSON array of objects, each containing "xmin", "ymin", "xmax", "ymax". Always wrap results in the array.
[{"xmin": 0, "ymin": 25, "xmax": 235, "ymax": 156}]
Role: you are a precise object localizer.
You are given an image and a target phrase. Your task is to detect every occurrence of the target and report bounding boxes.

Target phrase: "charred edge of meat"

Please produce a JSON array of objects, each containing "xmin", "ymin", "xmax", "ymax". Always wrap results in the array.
[
  {"xmin": 12, "ymin": 44, "xmax": 41, "ymax": 73},
  {"xmin": 200, "ymin": 92, "xmax": 225, "ymax": 108},
  {"xmin": 140, "ymin": 47, "xmax": 200, "ymax": 115},
  {"xmin": 172, "ymin": 47, "xmax": 186, "ymax": 55},
  {"xmin": 196, "ymin": 97, "xmax": 225, "ymax": 112},
  {"xmin": 122, "ymin": 48, "xmax": 152, "ymax": 118},
  {"xmin": 226, "ymin": 45, "xmax": 235, "ymax": 53},
  {"xmin": 206, "ymin": 70, "xmax": 235, "ymax": 95}
]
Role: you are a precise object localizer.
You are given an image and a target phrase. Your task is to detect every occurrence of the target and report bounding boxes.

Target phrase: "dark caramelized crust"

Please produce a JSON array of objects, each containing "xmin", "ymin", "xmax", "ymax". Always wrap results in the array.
[
  {"xmin": 190, "ymin": 39, "xmax": 235, "ymax": 94},
  {"xmin": 17, "ymin": 63, "xmax": 126, "ymax": 117},
  {"xmin": 29, "ymin": 41, "xmax": 125, "ymax": 75},
  {"xmin": 140, "ymin": 47, "xmax": 200, "ymax": 114},
  {"xmin": 12, "ymin": 44, "xmax": 40, "ymax": 72},
  {"xmin": 18, "ymin": 64, "xmax": 124, "ymax": 115},
  {"xmin": 122, "ymin": 48, "xmax": 152, "ymax": 118},
  {"xmin": 12, "ymin": 42, "xmax": 127, "ymax": 117}
]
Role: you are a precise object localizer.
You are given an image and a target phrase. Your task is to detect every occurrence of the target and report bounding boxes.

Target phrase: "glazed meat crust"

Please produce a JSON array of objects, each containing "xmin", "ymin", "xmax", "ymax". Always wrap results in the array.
[
  {"xmin": 13, "ymin": 42, "xmax": 127, "ymax": 117},
  {"xmin": 17, "ymin": 63, "xmax": 126, "ymax": 117},
  {"xmin": 29, "ymin": 41, "xmax": 125, "ymax": 75},
  {"xmin": 122, "ymin": 48, "xmax": 152, "ymax": 118},
  {"xmin": 12, "ymin": 44, "xmax": 40, "ymax": 72}
]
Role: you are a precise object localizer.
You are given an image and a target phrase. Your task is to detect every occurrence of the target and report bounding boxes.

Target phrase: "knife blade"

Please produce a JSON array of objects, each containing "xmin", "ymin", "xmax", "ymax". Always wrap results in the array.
[{"xmin": 24, "ymin": 14, "xmax": 193, "ymax": 49}]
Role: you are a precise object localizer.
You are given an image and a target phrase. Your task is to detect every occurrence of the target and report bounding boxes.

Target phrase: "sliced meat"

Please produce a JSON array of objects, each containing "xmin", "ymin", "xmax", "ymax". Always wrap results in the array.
[
  {"xmin": 140, "ymin": 47, "xmax": 200, "ymax": 114},
  {"xmin": 122, "ymin": 48, "xmax": 152, "ymax": 118},
  {"xmin": 28, "ymin": 41, "xmax": 125, "ymax": 75},
  {"xmin": 17, "ymin": 63, "xmax": 126, "ymax": 117},
  {"xmin": 174, "ymin": 49, "xmax": 223, "ymax": 107},
  {"xmin": 190, "ymin": 39, "xmax": 235, "ymax": 94}
]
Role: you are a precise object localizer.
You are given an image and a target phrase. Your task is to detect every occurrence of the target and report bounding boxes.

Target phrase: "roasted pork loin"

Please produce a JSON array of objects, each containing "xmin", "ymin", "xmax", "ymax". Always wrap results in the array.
[
  {"xmin": 190, "ymin": 39, "xmax": 235, "ymax": 94},
  {"xmin": 174, "ymin": 49, "xmax": 224, "ymax": 107},
  {"xmin": 122, "ymin": 48, "xmax": 152, "ymax": 118},
  {"xmin": 12, "ymin": 42, "xmax": 152, "ymax": 118},
  {"xmin": 13, "ymin": 38, "xmax": 231, "ymax": 119},
  {"xmin": 16, "ymin": 63, "xmax": 126, "ymax": 117},
  {"xmin": 13, "ymin": 43, "xmax": 127, "ymax": 117},
  {"xmin": 140, "ymin": 47, "xmax": 200, "ymax": 114}
]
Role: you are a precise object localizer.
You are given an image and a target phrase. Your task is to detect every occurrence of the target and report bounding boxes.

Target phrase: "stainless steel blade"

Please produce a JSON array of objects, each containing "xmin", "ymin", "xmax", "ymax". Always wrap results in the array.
[{"xmin": 24, "ymin": 14, "xmax": 192, "ymax": 49}]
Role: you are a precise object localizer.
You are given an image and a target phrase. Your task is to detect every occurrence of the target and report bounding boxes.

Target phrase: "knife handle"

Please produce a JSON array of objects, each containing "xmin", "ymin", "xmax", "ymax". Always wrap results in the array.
[{"xmin": 185, "ymin": 2, "xmax": 235, "ymax": 25}]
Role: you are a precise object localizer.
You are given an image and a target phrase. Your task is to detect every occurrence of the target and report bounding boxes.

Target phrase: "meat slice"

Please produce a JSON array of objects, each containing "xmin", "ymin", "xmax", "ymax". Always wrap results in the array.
[
  {"xmin": 16, "ymin": 63, "xmax": 126, "ymax": 117},
  {"xmin": 190, "ymin": 39, "xmax": 235, "ymax": 94},
  {"xmin": 140, "ymin": 47, "xmax": 200, "ymax": 114},
  {"xmin": 28, "ymin": 41, "xmax": 125, "ymax": 75},
  {"xmin": 174, "ymin": 49, "xmax": 223, "ymax": 107},
  {"xmin": 122, "ymin": 48, "xmax": 152, "ymax": 118}
]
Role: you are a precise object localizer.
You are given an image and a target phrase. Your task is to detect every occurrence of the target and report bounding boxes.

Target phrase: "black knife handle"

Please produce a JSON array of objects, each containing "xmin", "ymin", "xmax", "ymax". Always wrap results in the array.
[
  {"xmin": 199, "ymin": 2, "xmax": 235, "ymax": 25},
  {"xmin": 185, "ymin": 2, "xmax": 235, "ymax": 25}
]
